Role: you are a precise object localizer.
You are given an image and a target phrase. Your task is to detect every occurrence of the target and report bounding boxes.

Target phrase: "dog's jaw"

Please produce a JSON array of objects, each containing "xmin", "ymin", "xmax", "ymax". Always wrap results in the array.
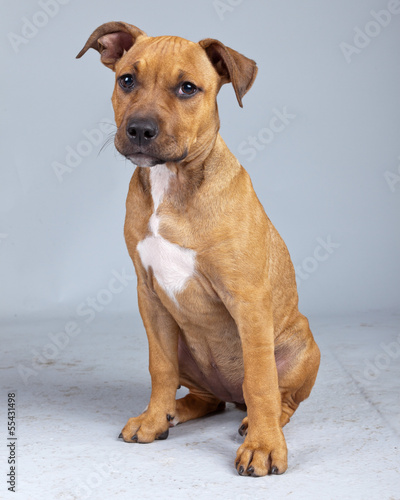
[{"xmin": 127, "ymin": 153, "xmax": 163, "ymax": 168}]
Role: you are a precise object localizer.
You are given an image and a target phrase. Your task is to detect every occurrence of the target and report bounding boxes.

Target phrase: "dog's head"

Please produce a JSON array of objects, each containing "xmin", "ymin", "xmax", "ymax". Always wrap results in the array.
[{"xmin": 77, "ymin": 22, "xmax": 257, "ymax": 167}]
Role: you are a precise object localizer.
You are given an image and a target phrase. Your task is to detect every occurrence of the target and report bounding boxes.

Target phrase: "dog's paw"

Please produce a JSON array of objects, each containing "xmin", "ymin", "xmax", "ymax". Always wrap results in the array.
[
  {"xmin": 119, "ymin": 412, "xmax": 171, "ymax": 444},
  {"xmin": 235, "ymin": 429, "xmax": 287, "ymax": 477}
]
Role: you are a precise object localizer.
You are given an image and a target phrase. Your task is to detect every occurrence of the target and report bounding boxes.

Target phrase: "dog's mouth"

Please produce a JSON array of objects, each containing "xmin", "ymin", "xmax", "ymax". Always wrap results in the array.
[
  {"xmin": 127, "ymin": 152, "xmax": 164, "ymax": 168},
  {"xmin": 126, "ymin": 149, "xmax": 188, "ymax": 168},
  {"xmin": 115, "ymin": 133, "xmax": 188, "ymax": 167}
]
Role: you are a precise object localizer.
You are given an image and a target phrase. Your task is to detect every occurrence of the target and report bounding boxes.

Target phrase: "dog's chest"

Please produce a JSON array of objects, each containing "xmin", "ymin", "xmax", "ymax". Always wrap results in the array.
[{"xmin": 137, "ymin": 165, "xmax": 196, "ymax": 301}]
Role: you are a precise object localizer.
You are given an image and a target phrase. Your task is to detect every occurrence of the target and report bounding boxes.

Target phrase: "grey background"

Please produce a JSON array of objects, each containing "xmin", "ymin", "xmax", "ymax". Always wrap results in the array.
[{"xmin": 1, "ymin": 0, "xmax": 399, "ymax": 323}]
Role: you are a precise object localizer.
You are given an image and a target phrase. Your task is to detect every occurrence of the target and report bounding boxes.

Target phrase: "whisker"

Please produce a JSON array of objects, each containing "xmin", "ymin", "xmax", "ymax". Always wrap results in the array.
[
  {"xmin": 98, "ymin": 121, "xmax": 117, "ymax": 129},
  {"xmin": 98, "ymin": 132, "xmax": 116, "ymax": 156}
]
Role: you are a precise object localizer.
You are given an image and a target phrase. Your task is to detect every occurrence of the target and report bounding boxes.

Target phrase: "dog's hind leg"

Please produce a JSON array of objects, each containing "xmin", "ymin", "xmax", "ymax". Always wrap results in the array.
[
  {"xmin": 278, "ymin": 333, "xmax": 320, "ymax": 427},
  {"xmin": 171, "ymin": 388, "xmax": 225, "ymax": 426}
]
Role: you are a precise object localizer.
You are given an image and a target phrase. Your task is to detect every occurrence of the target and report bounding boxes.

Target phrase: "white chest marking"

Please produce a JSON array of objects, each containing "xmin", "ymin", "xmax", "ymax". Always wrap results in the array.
[{"xmin": 137, "ymin": 164, "xmax": 196, "ymax": 301}]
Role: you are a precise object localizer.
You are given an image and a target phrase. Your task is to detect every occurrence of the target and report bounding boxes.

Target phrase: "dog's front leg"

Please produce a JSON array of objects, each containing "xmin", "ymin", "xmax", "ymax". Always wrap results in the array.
[
  {"xmin": 120, "ymin": 283, "xmax": 180, "ymax": 443},
  {"xmin": 232, "ymin": 289, "xmax": 288, "ymax": 477}
]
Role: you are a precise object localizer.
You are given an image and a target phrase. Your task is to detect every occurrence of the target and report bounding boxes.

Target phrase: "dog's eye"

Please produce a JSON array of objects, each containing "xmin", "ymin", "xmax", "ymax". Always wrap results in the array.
[
  {"xmin": 178, "ymin": 82, "xmax": 198, "ymax": 96},
  {"xmin": 119, "ymin": 74, "xmax": 135, "ymax": 90}
]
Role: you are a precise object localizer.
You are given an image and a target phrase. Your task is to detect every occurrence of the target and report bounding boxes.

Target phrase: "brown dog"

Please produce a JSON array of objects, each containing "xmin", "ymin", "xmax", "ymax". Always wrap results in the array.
[{"xmin": 77, "ymin": 22, "xmax": 320, "ymax": 477}]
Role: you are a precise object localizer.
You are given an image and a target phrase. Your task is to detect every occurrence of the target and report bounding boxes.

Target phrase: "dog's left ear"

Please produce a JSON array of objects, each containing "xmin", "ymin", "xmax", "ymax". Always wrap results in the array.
[{"xmin": 199, "ymin": 39, "xmax": 257, "ymax": 107}]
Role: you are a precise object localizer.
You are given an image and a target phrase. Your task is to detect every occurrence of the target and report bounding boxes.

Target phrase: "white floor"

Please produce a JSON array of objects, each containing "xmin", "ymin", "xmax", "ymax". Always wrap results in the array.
[{"xmin": 1, "ymin": 311, "xmax": 399, "ymax": 500}]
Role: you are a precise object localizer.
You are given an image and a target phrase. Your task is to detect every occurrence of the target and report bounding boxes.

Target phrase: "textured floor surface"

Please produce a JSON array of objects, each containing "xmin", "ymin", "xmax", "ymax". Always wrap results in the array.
[{"xmin": 1, "ymin": 311, "xmax": 399, "ymax": 500}]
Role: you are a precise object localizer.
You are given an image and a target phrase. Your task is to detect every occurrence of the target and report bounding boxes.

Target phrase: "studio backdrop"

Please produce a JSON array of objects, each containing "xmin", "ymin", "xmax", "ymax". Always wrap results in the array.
[{"xmin": 1, "ymin": 0, "xmax": 399, "ymax": 324}]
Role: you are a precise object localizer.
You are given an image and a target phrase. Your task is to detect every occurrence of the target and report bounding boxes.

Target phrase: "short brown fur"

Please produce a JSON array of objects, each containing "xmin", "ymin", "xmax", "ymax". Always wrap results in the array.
[{"xmin": 77, "ymin": 22, "xmax": 320, "ymax": 477}]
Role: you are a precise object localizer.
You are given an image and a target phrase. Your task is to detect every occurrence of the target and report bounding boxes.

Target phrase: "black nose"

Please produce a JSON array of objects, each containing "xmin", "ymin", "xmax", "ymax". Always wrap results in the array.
[{"xmin": 126, "ymin": 118, "xmax": 159, "ymax": 145}]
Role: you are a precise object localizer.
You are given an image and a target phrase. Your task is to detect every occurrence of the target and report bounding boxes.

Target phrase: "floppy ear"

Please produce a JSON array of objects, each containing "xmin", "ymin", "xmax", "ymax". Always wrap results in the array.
[
  {"xmin": 199, "ymin": 38, "xmax": 257, "ymax": 107},
  {"xmin": 76, "ymin": 22, "xmax": 147, "ymax": 71}
]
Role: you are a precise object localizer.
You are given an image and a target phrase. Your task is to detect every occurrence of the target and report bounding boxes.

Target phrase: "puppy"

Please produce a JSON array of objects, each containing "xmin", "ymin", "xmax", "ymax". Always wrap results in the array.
[{"xmin": 77, "ymin": 22, "xmax": 320, "ymax": 477}]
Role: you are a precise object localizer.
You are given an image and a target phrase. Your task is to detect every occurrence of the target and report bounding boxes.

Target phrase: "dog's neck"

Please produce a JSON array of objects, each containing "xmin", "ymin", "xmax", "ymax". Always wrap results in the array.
[{"xmin": 137, "ymin": 134, "xmax": 241, "ymax": 211}]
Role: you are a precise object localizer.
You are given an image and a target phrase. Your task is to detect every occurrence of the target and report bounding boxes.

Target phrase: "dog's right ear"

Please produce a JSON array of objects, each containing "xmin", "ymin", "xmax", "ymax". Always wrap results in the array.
[{"xmin": 76, "ymin": 22, "xmax": 147, "ymax": 71}]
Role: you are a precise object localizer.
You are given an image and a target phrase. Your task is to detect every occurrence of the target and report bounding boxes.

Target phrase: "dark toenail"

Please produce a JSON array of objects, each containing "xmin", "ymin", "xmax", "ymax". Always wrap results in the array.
[
  {"xmin": 167, "ymin": 414, "xmax": 174, "ymax": 421},
  {"xmin": 271, "ymin": 466, "xmax": 279, "ymax": 475},
  {"xmin": 239, "ymin": 466, "xmax": 245, "ymax": 475},
  {"xmin": 118, "ymin": 433, "xmax": 123, "ymax": 439},
  {"xmin": 131, "ymin": 434, "xmax": 138, "ymax": 442},
  {"xmin": 177, "ymin": 385, "xmax": 181, "ymax": 389},
  {"xmin": 247, "ymin": 466, "xmax": 255, "ymax": 475},
  {"xmin": 239, "ymin": 424, "xmax": 246, "ymax": 436},
  {"xmin": 156, "ymin": 429, "xmax": 169, "ymax": 440}
]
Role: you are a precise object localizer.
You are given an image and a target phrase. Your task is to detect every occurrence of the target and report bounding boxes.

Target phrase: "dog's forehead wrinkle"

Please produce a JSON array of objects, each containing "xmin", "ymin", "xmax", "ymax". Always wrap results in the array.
[
  {"xmin": 151, "ymin": 35, "xmax": 196, "ymax": 49},
  {"xmin": 136, "ymin": 36, "xmax": 203, "ymax": 64},
  {"xmin": 119, "ymin": 38, "xmax": 213, "ymax": 84}
]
